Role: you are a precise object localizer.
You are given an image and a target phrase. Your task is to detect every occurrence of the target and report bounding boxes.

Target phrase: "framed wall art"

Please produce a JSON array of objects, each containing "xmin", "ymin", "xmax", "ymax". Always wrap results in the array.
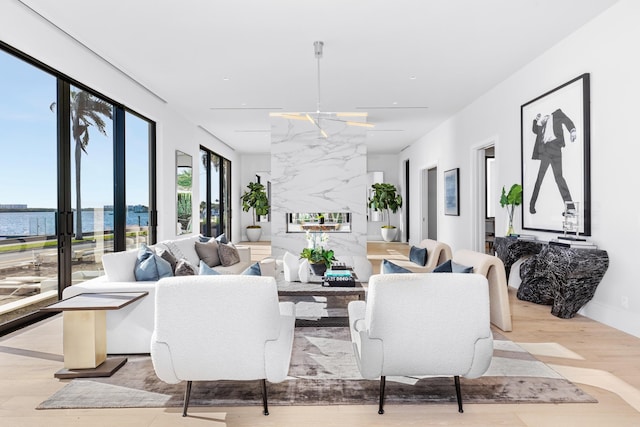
[
  {"xmin": 444, "ymin": 168, "xmax": 460, "ymax": 216},
  {"xmin": 521, "ymin": 73, "xmax": 591, "ymax": 235}
]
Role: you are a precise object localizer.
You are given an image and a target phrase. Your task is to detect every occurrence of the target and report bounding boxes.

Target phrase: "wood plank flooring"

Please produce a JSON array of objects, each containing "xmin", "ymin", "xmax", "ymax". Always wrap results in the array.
[{"xmin": 1, "ymin": 242, "xmax": 639, "ymax": 426}]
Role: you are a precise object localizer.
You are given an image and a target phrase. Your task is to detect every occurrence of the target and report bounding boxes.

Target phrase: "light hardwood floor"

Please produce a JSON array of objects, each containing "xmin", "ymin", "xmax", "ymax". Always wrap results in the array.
[{"xmin": 1, "ymin": 242, "xmax": 640, "ymax": 426}]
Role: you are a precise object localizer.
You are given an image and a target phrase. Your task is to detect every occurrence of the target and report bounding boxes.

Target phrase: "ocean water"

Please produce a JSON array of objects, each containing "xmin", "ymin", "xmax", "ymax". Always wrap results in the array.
[{"xmin": 0, "ymin": 210, "xmax": 149, "ymax": 237}]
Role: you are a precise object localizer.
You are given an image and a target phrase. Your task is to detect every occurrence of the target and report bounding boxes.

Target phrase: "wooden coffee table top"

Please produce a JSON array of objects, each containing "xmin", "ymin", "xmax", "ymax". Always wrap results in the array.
[{"xmin": 41, "ymin": 292, "xmax": 148, "ymax": 312}]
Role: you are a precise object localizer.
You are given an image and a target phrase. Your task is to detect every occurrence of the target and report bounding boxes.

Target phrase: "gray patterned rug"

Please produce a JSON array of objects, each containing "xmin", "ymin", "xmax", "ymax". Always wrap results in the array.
[{"xmin": 37, "ymin": 327, "xmax": 596, "ymax": 409}]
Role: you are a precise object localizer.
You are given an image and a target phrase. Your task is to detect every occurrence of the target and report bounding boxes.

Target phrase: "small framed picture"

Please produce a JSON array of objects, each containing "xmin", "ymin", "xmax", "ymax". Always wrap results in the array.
[{"xmin": 444, "ymin": 168, "xmax": 460, "ymax": 216}]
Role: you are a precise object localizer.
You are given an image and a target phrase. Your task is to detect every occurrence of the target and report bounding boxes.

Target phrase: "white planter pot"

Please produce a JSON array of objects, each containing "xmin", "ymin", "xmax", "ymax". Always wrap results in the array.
[
  {"xmin": 381, "ymin": 227, "xmax": 397, "ymax": 242},
  {"xmin": 246, "ymin": 227, "xmax": 262, "ymax": 242}
]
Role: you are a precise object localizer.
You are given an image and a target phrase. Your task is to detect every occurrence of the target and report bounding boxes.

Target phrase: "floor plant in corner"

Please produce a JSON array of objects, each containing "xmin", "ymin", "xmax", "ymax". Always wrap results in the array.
[
  {"xmin": 368, "ymin": 182, "xmax": 403, "ymax": 242},
  {"xmin": 241, "ymin": 181, "xmax": 270, "ymax": 241}
]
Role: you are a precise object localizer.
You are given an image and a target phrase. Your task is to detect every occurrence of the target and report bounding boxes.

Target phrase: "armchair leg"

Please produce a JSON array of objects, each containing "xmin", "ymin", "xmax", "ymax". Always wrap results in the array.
[
  {"xmin": 182, "ymin": 381, "xmax": 192, "ymax": 417},
  {"xmin": 454, "ymin": 376, "xmax": 463, "ymax": 413},
  {"xmin": 261, "ymin": 379, "xmax": 269, "ymax": 416},
  {"xmin": 378, "ymin": 375, "xmax": 386, "ymax": 414}
]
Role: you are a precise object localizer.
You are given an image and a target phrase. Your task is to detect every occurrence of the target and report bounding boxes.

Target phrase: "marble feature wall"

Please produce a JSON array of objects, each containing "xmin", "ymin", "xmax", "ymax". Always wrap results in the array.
[{"xmin": 271, "ymin": 116, "xmax": 367, "ymax": 258}]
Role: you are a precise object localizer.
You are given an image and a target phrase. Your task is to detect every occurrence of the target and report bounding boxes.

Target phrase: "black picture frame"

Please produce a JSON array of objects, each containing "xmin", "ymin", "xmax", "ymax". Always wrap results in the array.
[
  {"xmin": 521, "ymin": 73, "xmax": 591, "ymax": 235},
  {"xmin": 444, "ymin": 168, "xmax": 460, "ymax": 216}
]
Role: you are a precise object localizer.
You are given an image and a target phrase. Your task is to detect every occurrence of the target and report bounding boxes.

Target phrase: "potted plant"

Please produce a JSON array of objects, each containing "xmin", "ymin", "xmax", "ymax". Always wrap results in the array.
[
  {"xmin": 240, "ymin": 181, "xmax": 269, "ymax": 241},
  {"xmin": 500, "ymin": 183, "xmax": 522, "ymax": 236},
  {"xmin": 368, "ymin": 182, "xmax": 403, "ymax": 242},
  {"xmin": 299, "ymin": 246, "xmax": 336, "ymax": 276}
]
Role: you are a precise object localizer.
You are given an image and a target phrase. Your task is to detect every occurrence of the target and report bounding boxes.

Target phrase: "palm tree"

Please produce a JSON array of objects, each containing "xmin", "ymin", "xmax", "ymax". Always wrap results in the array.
[{"xmin": 52, "ymin": 90, "xmax": 113, "ymax": 240}]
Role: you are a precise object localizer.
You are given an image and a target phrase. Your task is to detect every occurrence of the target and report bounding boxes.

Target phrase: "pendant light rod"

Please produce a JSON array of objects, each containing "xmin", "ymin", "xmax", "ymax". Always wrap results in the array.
[{"xmin": 314, "ymin": 41, "xmax": 324, "ymax": 115}]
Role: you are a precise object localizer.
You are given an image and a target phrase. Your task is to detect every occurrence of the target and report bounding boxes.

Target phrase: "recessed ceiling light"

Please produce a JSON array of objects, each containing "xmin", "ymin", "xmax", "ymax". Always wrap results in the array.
[
  {"xmin": 392, "ymin": 101, "xmax": 398, "ymax": 105},
  {"xmin": 223, "ymin": 77, "xmax": 230, "ymax": 81},
  {"xmin": 409, "ymin": 76, "xmax": 417, "ymax": 80}
]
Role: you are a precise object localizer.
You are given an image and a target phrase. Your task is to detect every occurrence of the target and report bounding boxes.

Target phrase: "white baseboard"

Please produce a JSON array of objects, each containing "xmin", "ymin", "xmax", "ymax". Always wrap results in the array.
[{"xmin": 579, "ymin": 300, "xmax": 640, "ymax": 339}]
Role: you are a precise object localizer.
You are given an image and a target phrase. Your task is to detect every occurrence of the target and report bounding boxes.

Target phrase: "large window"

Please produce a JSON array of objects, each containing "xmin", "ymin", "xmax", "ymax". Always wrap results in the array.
[
  {"xmin": 199, "ymin": 147, "xmax": 231, "ymax": 239},
  {"xmin": 0, "ymin": 44, "xmax": 156, "ymax": 333}
]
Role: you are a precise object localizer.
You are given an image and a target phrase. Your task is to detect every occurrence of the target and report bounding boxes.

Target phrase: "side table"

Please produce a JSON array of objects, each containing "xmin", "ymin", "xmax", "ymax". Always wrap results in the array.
[{"xmin": 41, "ymin": 291, "xmax": 148, "ymax": 379}]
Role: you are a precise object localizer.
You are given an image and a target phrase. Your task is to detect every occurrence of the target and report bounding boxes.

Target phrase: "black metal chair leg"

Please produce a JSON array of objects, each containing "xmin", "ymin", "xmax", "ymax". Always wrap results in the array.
[
  {"xmin": 454, "ymin": 376, "xmax": 463, "ymax": 413},
  {"xmin": 261, "ymin": 379, "xmax": 269, "ymax": 416},
  {"xmin": 183, "ymin": 381, "xmax": 192, "ymax": 417},
  {"xmin": 378, "ymin": 375, "xmax": 386, "ymax": 414}
]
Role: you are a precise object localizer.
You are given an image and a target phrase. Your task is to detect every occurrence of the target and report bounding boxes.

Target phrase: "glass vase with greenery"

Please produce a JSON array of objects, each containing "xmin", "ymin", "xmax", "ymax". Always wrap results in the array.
[{"xmin": 500, "ymin": 184, "xmax": 522, "ymax": 236}]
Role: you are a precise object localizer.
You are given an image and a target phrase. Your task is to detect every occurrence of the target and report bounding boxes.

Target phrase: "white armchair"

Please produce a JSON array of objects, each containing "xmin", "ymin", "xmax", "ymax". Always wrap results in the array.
[
  {"xmin": 151, "ymin": 275, "xmax": 296, "ymax": 417},
  {"xmin": 348, "ymin": 273, "xmax": 494, "ymax": 414}
]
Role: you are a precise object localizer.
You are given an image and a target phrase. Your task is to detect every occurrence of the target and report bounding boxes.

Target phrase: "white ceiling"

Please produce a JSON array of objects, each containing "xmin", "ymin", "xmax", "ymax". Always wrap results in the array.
[{"xmin": 20, "ymin": 0, "xmax": 618, "ymax": 153}]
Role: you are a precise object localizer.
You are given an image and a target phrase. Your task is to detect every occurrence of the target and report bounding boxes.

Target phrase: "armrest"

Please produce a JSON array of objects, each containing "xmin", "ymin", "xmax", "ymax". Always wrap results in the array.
[
  {"xmin": 235, "ymin": 245, "xmax": 251, "ymax": 263},
  {"xmin": 265, "ymin": 301, "xmax": 296, "ymax": 382}
]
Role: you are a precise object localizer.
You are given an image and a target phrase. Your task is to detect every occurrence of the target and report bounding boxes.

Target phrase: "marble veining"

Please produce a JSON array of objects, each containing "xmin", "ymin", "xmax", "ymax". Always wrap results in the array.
[{"xmin": 271, "ymin": 115, "xmax": 367, "ymax": 258}]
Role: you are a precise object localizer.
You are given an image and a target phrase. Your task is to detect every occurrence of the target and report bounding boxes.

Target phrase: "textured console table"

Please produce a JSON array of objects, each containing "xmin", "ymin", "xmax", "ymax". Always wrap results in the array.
[{"xmin": 494, "ymin": 237, "xmax": 609, "ymax": 319}]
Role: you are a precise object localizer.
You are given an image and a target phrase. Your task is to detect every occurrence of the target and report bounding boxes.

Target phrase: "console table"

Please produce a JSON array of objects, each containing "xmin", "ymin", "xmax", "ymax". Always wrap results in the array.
[{"xmin": 493, "ymin": 237, "xmax": 609, "ymax": 319}]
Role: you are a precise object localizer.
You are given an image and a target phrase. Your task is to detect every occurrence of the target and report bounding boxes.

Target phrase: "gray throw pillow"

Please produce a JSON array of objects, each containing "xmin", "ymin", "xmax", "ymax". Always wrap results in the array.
[
  {"xmin": 155, "ymin": 247, "xmax": 178, "ymax": 272},
  {"xmin": 433, "ymin": 259, "xmax": 473, "ymax": 273},
  {"xmin": 218, "ymin": 242, "xmax": 240, "ymax": 266},
  {"xmin": 174, "ymin": 258, "xmax": 197, "ymax": 276},
  {"xmin": 409, "ymin": 245, "xmax": 428, "ymax": 266},
  {"xmin": 195, "ymin": 240, "xmax": 221, "ymax": 267},
  {"xmin": 381, "ymin": 259, "xmax": 412, "ymax": 274}
]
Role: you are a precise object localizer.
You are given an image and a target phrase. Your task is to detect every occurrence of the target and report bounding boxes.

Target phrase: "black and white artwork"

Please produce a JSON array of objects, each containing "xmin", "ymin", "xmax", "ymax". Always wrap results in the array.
[
  {"xmin": 521, "ymin": 74, "xmax": 591, "ymax": 235},
  {"xmin": 444, "ymin": 168, "xmax": 459, "ymax": 216}
]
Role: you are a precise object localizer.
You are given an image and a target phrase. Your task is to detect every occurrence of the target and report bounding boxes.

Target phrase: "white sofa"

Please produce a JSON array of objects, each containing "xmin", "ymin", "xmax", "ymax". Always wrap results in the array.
[{"xmin": 62, "ymin": 235, "xmax": 270, "ymax": 354}]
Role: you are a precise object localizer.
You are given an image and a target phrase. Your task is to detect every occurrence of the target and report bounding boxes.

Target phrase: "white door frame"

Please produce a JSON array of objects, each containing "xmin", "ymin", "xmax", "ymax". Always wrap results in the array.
[{"xmin": 470, "ymin": 137, "xmax": 497, "ymax": 252}]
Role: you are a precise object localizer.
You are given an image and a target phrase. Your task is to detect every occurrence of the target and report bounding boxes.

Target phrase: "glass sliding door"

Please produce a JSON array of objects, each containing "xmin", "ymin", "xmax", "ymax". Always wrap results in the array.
[
  {"xmin": 125, "ymin": 111, "xmax": 151, "ymax": 250},
  {"xmin": 69, "ymin": 86, "xmax": 114, "ymax": 284},
  {"xmin": 199, "ymin": 147, "xmax": 231, "ymax": 240},
  {"xmin": 0, "ymin": 49, "xmax": 59, "ymax": 325}
]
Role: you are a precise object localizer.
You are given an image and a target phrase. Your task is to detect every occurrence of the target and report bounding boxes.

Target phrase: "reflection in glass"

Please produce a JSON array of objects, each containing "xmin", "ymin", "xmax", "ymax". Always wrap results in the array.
[
  {"xmin": 176, "ymin": 150, "xmax": 193, "ymax": 235},
  {"xmin": 286, "ymin": 212, "xmax": 352, "ymax": 233},
  {"xmin": 0, "ymin": 49, "xmax": 59, "ymax": 325}
]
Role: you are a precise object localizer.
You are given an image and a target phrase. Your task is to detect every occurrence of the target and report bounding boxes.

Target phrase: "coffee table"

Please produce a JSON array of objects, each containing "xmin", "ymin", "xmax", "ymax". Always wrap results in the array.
[
  {"xmin": 41, "ymin": 291, "xmax": 148, "ymax": 379},
  {"xmin": 276, "ymin": 273, "xmax": 365, "ymax": 326}
]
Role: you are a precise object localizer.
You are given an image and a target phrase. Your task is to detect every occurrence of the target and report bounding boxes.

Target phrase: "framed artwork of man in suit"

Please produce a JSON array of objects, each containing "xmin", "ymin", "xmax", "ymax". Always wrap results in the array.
[{"xmin": 520, "ymin": 74, "xmax": 591, "ymax": 235}]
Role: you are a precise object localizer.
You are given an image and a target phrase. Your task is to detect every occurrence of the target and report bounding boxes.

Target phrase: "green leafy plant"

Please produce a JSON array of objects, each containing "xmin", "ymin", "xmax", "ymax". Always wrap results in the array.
[
  {"xmin": 240, "ymin": 182, "xmax": 270, "ymax": 227},
  {"xmin": 299, "ymin": 247, "xmax": 336, "ymax": 269},
  {"xmin": 500, "ymin": 184, "xmax": 523, "ymax": 234},
  {"xmin": 368, "ymin": 183, "xmax": 403, "ymax": 228}
]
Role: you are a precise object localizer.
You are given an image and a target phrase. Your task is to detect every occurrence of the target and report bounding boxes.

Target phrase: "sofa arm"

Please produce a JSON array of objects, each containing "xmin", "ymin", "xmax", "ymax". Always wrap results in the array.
[{"xmin": 235, "ymin": 245, "xmax": 251, "ymax": 263}]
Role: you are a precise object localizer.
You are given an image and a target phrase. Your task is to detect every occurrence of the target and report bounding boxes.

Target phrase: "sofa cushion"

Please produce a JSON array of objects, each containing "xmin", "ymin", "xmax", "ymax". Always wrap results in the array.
[
  {"xmin": 195, "ymin": 240, "xmax": 221, "ymax": 267},
  {"xmin": 409, "ymin": 245, "xmax": 428, "ymax": 266},
  {"xmin": 381, "ymin": 259, "xmax": 412, "ymax": 274},
  {"xmin": 134, "ymin": 245, "xmax": 173, "ymax": 281},
  {"xmin": 102, "ymin": 250, "xmax": 139, "ymax": 282},
  {"xmin": 242, "ymin": 262, "xmax": 262, "ymax": 276},
  {"xmin": 433, "ymin": 259, "xmax": 473, "ymax": 273},
  {"xmin": 218, "ymin": 242, "xmax": 240, "ymax": 266},
  {"xmin": 199, "ymin": 260, "xmax": 221, "ymax": 275},
  {"xmin": 164, "ymin": 236, "xmax": 200, "ymax": 267},
  {"xmin": 175, "ymin": 258, "xmax": 197, "ymax": 276}
]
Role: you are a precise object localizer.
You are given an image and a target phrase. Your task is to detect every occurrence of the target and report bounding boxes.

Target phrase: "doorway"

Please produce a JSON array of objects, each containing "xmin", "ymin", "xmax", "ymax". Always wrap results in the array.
[
  {"xmin": 421, "ymin": 166, "xmax": 438, "ymax": 241},
  {"xmin": 471, "ymin": 141, "xmax": 496, "ymax": 252}
]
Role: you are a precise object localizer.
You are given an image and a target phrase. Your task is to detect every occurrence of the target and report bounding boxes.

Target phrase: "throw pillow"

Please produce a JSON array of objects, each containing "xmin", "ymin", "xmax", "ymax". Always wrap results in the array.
[
  {"xmin": 134, "ymin": 244, "xmax": 173, "ymax": 281},
  {"xmin": 381, "ymin": 259, "xmax": 412, "ymax": 274},
  {"xmin": 242, "ymin": 262, "xmax": 262, "ymax": 276},
  {"xmin": 409, "ymin": 245, "xmax": 428, "ymax": 266},
  {"xmin": 174, "ymin": 258, "xmax": 197, "ymax": 276},
  {"xmin": 199, "ymin": 260, "xmax": 220, "ymax": 275},
  {"xmin": 155, "ymin": 247, "xmax": 178, "ymax": 272},
  {"xmin": 215, "ymin": 233, "xmax": 229, "ymax": 244},
  {"xmin": 218, "ymin": 242, "xmax": 240, "ymax": 266},
  {"xmin": 198, "ymin": 234, "xmax": 211, "ymax": 243},
  {"xmin": 433, "ymin": 259, "xmax": 474, "ymax": 273},
  {"xmin": 195, "ymin": 240, "xmax": 221, "ymax": 267}
]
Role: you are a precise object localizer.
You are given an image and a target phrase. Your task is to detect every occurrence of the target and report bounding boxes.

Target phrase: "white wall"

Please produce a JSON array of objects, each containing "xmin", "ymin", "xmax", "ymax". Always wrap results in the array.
[
  {"xmin": 0, "ymin": 1, "xmax": 240, "ymax": 243},
  {"xmin": 401, "ymin": 0, "xmax": 640, "ymax": 337}
]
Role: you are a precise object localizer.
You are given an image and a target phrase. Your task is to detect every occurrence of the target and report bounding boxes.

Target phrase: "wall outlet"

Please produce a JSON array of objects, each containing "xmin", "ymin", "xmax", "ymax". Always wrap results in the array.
[{"xmin": 621, "ymin": 296, "xmax": 629, "ymax": 309}]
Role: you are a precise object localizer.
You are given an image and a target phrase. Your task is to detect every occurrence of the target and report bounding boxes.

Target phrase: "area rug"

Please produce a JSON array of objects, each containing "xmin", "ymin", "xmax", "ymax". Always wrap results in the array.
[{"xmin": 37, "ymin": 327, "xmax": 596, "ymax": 409}]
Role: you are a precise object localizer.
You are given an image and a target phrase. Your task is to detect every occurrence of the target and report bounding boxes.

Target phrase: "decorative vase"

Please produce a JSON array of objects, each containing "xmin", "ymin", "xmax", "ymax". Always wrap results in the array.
[
  {"xmin": 381, "ymin": 227, "xmax": 397, "ymax": 242},
  {"xmin": 506, "ymin": 222, "xmax": 514, "ymax": 237},
  {"xmin": 310, "ymin": 262, "xmax": 327, "ymax": 276},
  {"xmin": 246, "ymin": 226, "xmax": 262, "ymax": 242}
]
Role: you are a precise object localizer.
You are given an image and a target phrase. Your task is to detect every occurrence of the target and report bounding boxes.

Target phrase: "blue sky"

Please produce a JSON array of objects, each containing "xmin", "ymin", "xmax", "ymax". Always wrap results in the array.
[{"xmin": 0, "ymin": 49, "xmax": 149, "ymax": 209}]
